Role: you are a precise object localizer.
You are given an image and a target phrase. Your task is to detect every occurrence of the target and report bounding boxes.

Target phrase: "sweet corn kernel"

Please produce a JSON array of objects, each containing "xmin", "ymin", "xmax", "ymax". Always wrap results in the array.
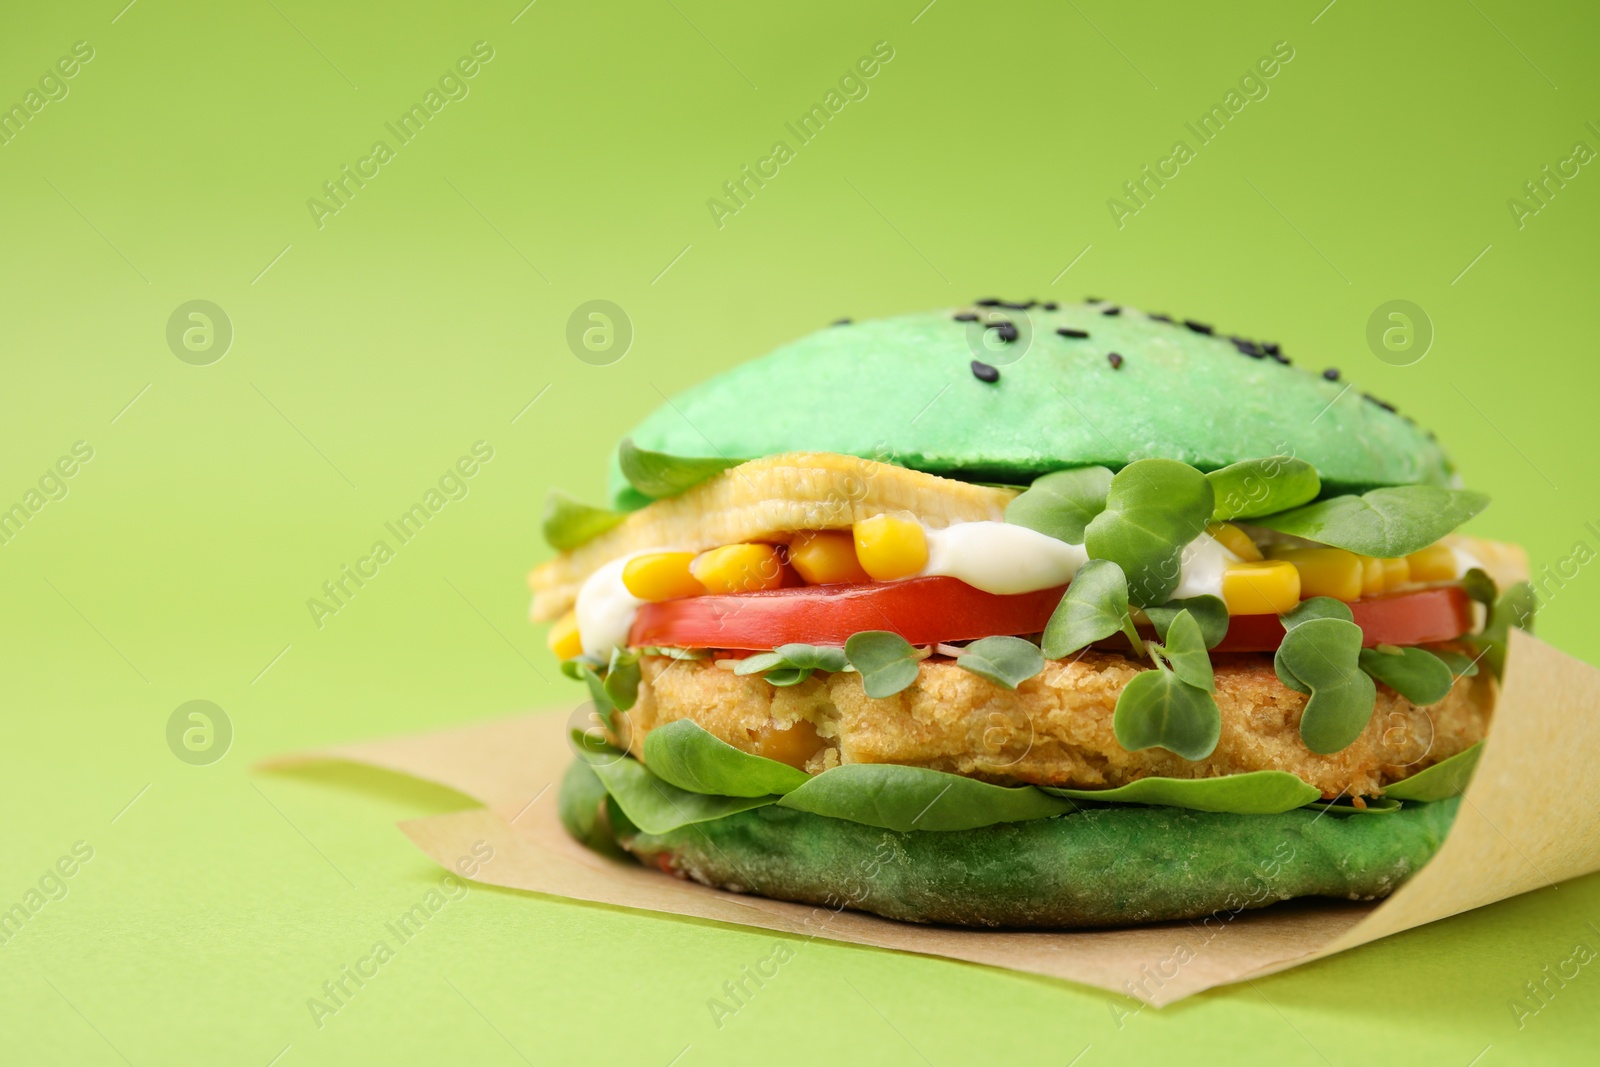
[
  {"xmin": 1407, "ymin": 543, "xmax": 1458, "ymax": 582},
  {"xmin": 1207, "ymin": 522, "xmax": 1264, "ymax": 562},
  {"xmin": 853, "ymin": 513, "xmax": 929, "ymax": 581},
  {"xmin": 1380, "ymin": 556, "xmax": 1411, "ymax": 589},
  {"xmin": 547, "ymin": 610, "xmax": 584, "ymax": 660},
  {"xmin": 1222, "ymin": 560, "xmax": 1302, "ymax": 615},
  {"xmin": 622, "ymin": 551, "xmax": 705, "ymax": 602},
  {"xmin": 787, "ymin": 530, "xmax": 871, "ymax": 585},
  {"xmin": 689, "ymin": 543, "xmax": 786, "ymax": 594},
  {"xmin": 1358, "ymin": 555, "xmax": 1385, "ymax": 597},
  {"xmin": 1269, "ymin": 547, "xmax": 1363, "ymax": 602}
]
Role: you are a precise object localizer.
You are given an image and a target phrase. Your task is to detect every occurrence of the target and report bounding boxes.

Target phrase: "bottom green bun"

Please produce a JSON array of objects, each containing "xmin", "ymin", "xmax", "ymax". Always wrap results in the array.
[{"xmin": 558, "ymin": 760, "xmax": 1458, "ymax": 929}]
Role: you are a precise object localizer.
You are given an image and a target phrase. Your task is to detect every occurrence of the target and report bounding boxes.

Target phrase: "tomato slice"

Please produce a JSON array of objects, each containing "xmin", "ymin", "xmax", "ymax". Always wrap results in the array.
[
  {"xmin": 1212, "ymin": 585, "xmax": 1475, "ymax": 652},
  {"xmin": 629, "ymin": 577, "xmax": 1477, "ymax": 653},
  {"xmin": 629, "ymin": 576, "xmax": 1065, "ymax": 651}
]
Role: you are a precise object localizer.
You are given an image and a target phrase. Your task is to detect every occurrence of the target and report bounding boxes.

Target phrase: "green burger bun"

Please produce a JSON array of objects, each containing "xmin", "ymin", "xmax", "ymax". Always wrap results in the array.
[
  {"xmin": 609, "ymin": 302, "xmax": 1451, "ymax": 507},
  {"xmin": 561, "ymin": 759, "xmax": 1457, "ymax": 929}
]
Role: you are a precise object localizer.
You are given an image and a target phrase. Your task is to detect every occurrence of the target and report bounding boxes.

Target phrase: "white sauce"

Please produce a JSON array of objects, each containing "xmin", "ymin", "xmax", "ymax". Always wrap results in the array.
[
  {"xmin": 575, "ymin": 553, "xmax": 651, "ymax": 660},
  {"xmin": 920, "ymin": 521, "xmax": 1087, "ymax": 594},
  {"xmin": 919, "ymin": 522, "xmax": 1236, "ymax": 600},
  {"xmin": 1170, "ymin": 532, "xmax": 1239, "ymax": 600}
]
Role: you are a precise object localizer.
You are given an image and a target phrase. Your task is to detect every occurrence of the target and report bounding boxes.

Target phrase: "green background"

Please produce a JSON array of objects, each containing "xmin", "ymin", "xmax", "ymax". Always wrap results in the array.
[{"xmin": 3, "ymin": 0, "xmax": 1597, "ymax": 1063}]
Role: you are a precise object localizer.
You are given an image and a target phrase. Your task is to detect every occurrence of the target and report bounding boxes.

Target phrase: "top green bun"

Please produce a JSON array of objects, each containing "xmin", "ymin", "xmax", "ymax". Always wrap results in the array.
[{"xmin": 609, "ymin": 302, "xmax": 1453, "ymax": 507}]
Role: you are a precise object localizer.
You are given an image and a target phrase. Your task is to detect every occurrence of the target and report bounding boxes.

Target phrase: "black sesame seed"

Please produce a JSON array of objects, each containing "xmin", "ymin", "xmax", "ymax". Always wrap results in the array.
[
  {"xmin": 1148, "ymin": 312, "xmax": 1173, "ymax": 323},
  {"xmin": 1262, "ymin": 342, "xmax": 1281, "ymax": 356},
  {"xmin": 953, "ymin": 311, "xmax": 980, "ymax": 322},
  {"xmin": 831, "ymin": 318, "xmax": 851, "ymax": 326},
  {"xmin": 975, "ymin": 298, "xmax": 1003, "ymax": 307},
  {"xmin": 989, "ymin": 321, "xmax": 1019, "ymax": 343},
  {"xmin": 1270, "ymin": 351, "xmax": 1291, "ymax": 365},
  {"xmin": 1101, "ymin": 305, "xmax": 1122, "ymax": 316},
  {"xmin": 971, "ymin": 360, "xmax": 1000, "ymax": 383},
  {"xmin": 1085, "ymin": 296, "xmax": 1103, "ymax": 303},
  {"xmin": 1322, "ymin": 368, "xmax": 1341, "ymax": 381},
  {"xmin": 1184, "ymin": 319, "xmax": 1213, "ymax": 335},
  {"xmin": 999, "ymin": 300, "xmax": 1035, "ymax": 310},
  {"xmin": 1107, "ymin": 352, "xmax": 1124, "ymax": 369},
  {"xmin": 1363, "ymin": 392, "xmax": 1398, "ymax": 413},
  {"xmin": 1056, "ymin": 327, "xmax": 1090, "ymax": 339},
  {"xmin": 1230, "ymin": 337, "xmax": 1263, "ymax": 357},
  {"xmin": 1042, "ymin": 301, "xmax": 1058, "ymax": 311}
]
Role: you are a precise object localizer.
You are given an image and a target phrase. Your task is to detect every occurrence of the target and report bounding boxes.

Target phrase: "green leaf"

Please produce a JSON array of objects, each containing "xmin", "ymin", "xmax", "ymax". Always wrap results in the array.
[
  {"xmin": 563, "ymin": 660, "xmax": 616, "ymax": 723},
  {"xmin": 1276, "ymin": 618, "xmax": 1376, "ymax": 754},
  {"xmin": 1358, "ymin": 646, "xmax": 1455, "ymax": 705},
  {"xmin": 1042, "ymin": 771, "xmax": 1319, "ymax": 814},
  {"xmin": 1253, "ymin": 486, "xmax": 1490, "ymax": 557},
  {"xmin": 775, "ymin": 763, "xmax": 1073, "ymax": 832},
  {"xmin": 1084, "ymin": 459, "xmax": 1215, "ymax": 607},
  {"xmin": 1004, "ymin": 466, "xmax": 1113, "ymax": 543},
  {"xmin": 617, "ymin": 438, "xmax": 744, "ymax": 499},
  {"xmin": 1461, "ymin": 567, "xmax": 1498, "ymax": 608},
  {"xmin": 733, "ymin": 643, "xmax": 848, "ymax": 680},
  {"xmin": 1430, "ymin": 649, "xmax": 1480, "ymax": 678},
  {"xmin": 733, "ymin": 652, "xmax": 785, "ymax": 674},
  {"xmin": 1112, "ymin": 669, "xmax": 1221, "ymax": 760},
  {"xmin": 1207, "ymin": 456, "xmax": 1321, "ymax": 521},
  {"xmin": 1478, "ymin": 581, "xmax": 1537, "ymax": 678},
  {"xmin": 1041, "ymin": 559, "xmax": 1137, "ymax": 658},
  {"xmin": 1273, "ymin": 598, "xmax": 1354, "ymax": 694},
  {"xmin": 604, "ymin": 648, "xmax": 642, "ymax": 712},
  {"xmin": 1301, "ymin": 796, "xmax": 1404, "ymax": 816},
  {"xmin": 542, "ymin": 489, "xmax": 627, "ymax": 551},
  {"xmin": 1144, "ymin": 595, "xmax": 1229, "ymax": 649},
  {"xmin": 576, "ymin": 741, "xmax": 780, "ymax": 833},
  {"xmin": 1153, "ymin": 610, "xmax": 1214, "ymax": 692},
  {"xmin": 1281, "ymin": 596, "xmax": 1356, "ymax": 628},
  {"xmin": 953, "ymin": 636, "xmax": 1045, "ymax": 690},
  {"xmin": 845, "ymin": 631, "xmax": 923, "ymax": 698},
  {"xmin": 556, "ymin": 759, "xmax": 631, "ymax": 860},
  {"xmin": 1384, "ymin": 743, "xmax": 1483, "ymax": 802},
  {"xmin": 641, "ymin": 720, "xmax": 810, "ymax": 797},
  {"xmin": 1488, "ymin": 583, "xmax": 1539, "ymax": 637}
]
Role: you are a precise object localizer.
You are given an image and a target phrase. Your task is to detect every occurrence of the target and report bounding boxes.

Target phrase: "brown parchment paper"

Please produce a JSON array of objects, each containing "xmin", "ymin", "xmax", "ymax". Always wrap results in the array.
[{"xmin": 262, "ymin": 631, "xmax": 1600, "ymax": 1006}]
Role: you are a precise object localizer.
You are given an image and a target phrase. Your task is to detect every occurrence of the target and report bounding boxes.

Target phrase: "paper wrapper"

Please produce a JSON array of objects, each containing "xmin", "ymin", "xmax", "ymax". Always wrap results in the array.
[{"xmin": 263, "ymin": 631, "xmax": 1600, "ymax": 1005}]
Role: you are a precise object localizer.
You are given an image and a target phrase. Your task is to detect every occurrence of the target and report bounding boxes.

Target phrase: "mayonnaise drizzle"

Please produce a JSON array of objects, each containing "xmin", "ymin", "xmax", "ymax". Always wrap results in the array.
[
  {"xmin": 1170, "ymin": 532, "xmax": 1240, "ymax": 600},
  {"xmin": 575, "ymin": 553, "xmax": 650, "ymax": 660},
  {"xmin": 920, "ymin": 521, "xmax": 1087, "ymax": 594}
]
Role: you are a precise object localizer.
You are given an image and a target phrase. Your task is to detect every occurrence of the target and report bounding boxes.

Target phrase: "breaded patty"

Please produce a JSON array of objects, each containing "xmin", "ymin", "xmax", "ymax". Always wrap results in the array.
[{"xmin": 622, "ymin": 651, "xmax": 1492, "ymax": 798}]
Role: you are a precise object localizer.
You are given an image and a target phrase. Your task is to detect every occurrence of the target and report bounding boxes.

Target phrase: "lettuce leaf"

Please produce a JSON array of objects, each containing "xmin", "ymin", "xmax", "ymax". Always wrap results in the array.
[
  {"xmin": 618, "ymin": 438, "xmax": 743, "ymax": 499},
  {"xmin": 775, "ymin": 763, "xmax": 1074, "ymax": 832},
  {"xmin": 1253, "ymin": 486, "xmax": 1489, "ymax": 557},
  {"xmin": 1041, "ymin": 771, "xmax": 1319, "ymax": 813},
  {"xmin": 642, "ymin": 720, "xmax": 809, "ymax": 797},
  {"xmin": 575, "ymin": 741, "xmax": 780, "ymax": 833},
  {"xmin": 1385, "ymin": 743, "xmax": 1482, "ymax": 802}
]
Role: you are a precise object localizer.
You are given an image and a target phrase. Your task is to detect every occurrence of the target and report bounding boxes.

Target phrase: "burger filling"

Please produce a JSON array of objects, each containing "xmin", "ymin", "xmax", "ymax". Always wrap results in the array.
[{"xmin": 532, "ymin": 450, "xmax": 1532, "ymax": 812}]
